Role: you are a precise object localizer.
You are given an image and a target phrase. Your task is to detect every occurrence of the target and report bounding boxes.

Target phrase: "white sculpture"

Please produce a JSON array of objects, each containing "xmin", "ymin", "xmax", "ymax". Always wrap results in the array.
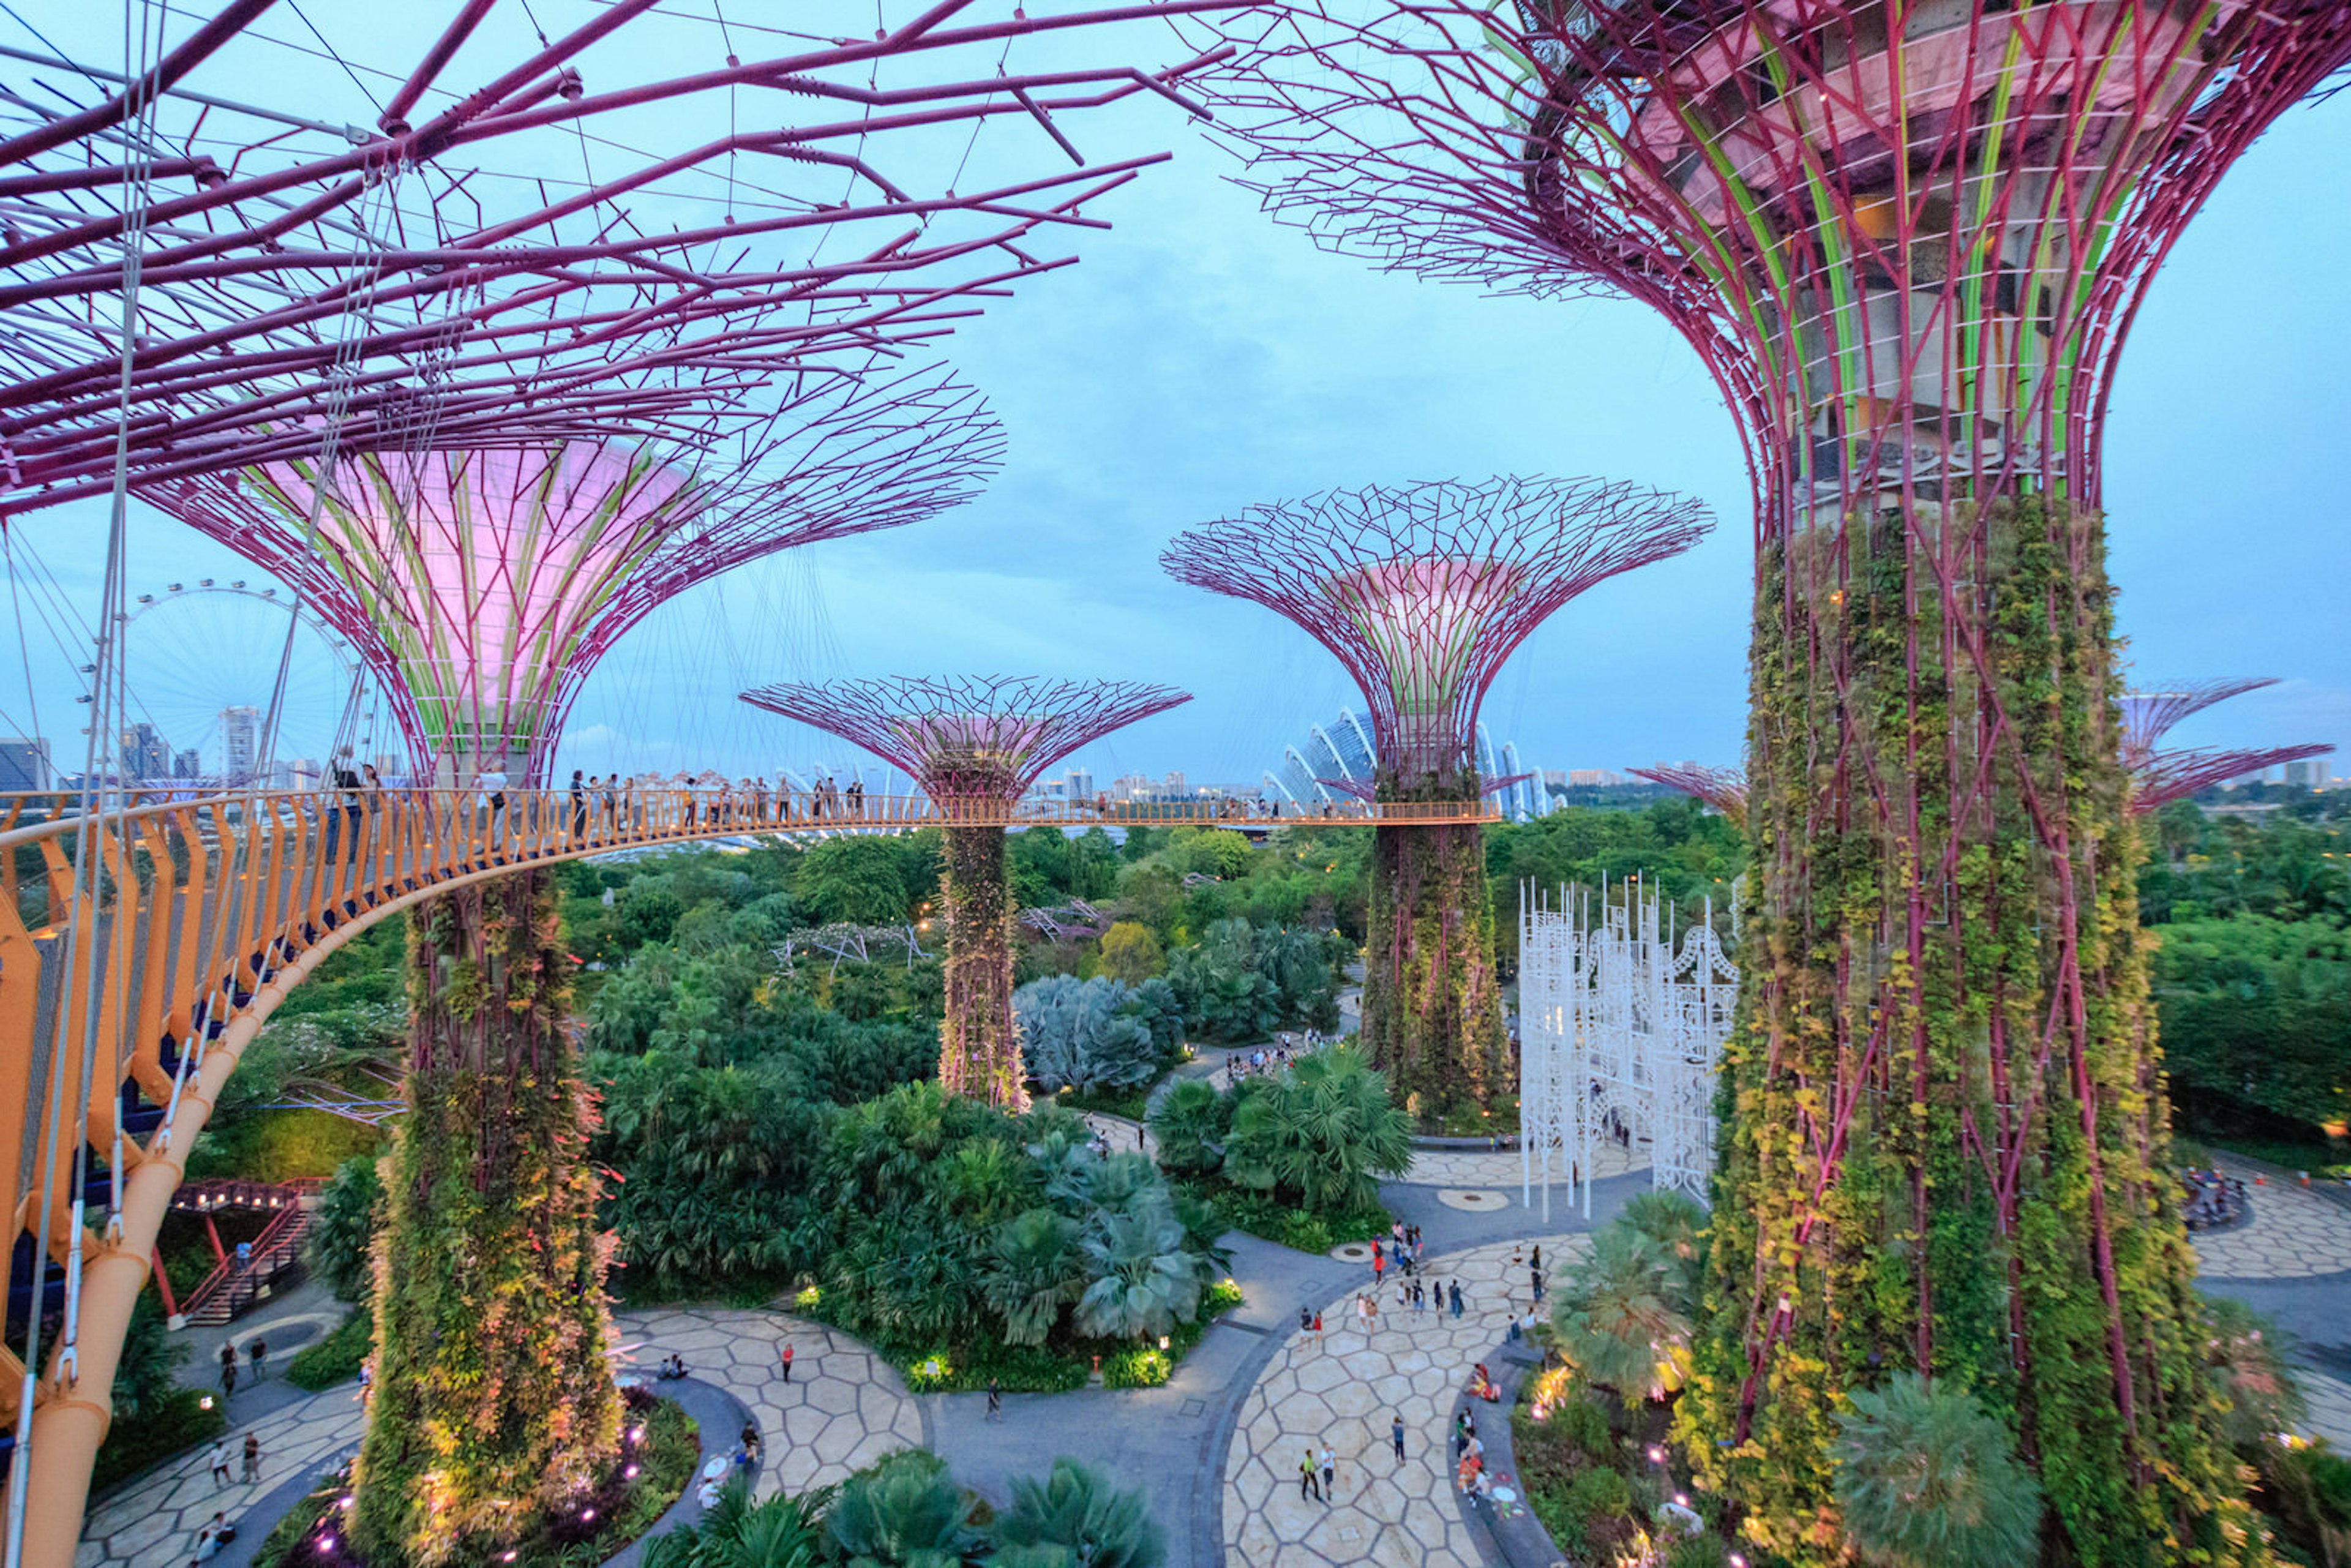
[{"xmin": 1518, "ymin": 876, "xmax": 1738, "ymax": 1220}]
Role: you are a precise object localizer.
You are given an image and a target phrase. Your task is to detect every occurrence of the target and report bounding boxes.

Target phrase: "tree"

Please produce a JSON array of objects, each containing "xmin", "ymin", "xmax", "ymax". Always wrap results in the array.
[
  {"xmin": 1146, "ymin": 1079, "xmax": 1229, "ymax": 1177},
  {"xmin": 112, "ymin": 1294, "xmax": 186, "ymax": 1420},
  {"xmin": 1097, "ymin": 922, "xmax": 1163, "ymax": 985},
  {"xmin": 1015, "ymin": 975, "xmax": 1158, "ymax": 1093},
  {"xmin": 797, "ymin": 836, "xmax": 920, "ymax": 926},
  {"xmin": 980, "ymin": 1209, "xmax": 1082, "ymax": 1348},
  {"xmin": 305, "ymin": 1153, "xmax": 384, "ymax": 1304},
  {"xmin": 991, "ymin": 1460, "xmax": 1165, "ymax": 1568},
  {"xmin": 825, "ymin": 1450, "xmax": 984, "ymax": 1568},
  {"xmin": 1073, "ymin": 1189, "xmax": 1210, "ymax": 1341},
  {"xmin": 1829, "ymin": 1374, "xmax": 2043, "ymax": 1568},
  {"xmin": 1549, "ymin": 1223, "xmax": 1692, "ymax": 1407},
  {"xmin": 1218, "ymin": 1046, "xmax": 1411, "ymax": 1214}
]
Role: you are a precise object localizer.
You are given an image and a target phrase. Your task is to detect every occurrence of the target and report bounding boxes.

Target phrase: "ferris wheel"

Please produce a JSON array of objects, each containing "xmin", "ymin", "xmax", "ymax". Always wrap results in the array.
[{"xmin": 118, "ymin": 580, "xmax": 390, "ymax": 784}]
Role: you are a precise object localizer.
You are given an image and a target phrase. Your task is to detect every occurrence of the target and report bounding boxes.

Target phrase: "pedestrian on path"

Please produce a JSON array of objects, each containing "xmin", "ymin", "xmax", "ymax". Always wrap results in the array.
[
  {"xmin": 1371, "ymin": 1240, "xmax": 1385, "ymax": 1286},
  {"xmin": 220, "ymin": 1357, "xmax": 238, "ymax": 1400},
  {"xmin": 779, "ymin": 1342, "xmax": 795, "ymax": 1382},
  {"xmin": 986, "ymin": 1378, "xmax": 1002, "ymax": 1421},
  {"xmin": 1319, "ymin": 1445, "xmax": 1336, "ymax": 1499},
  {"xmin": 1449, "ymin": 1280, "xmax": 1464, "ymax": 1319},
  {"xmin": 1312, "ymin": 1310, "xmax": 1324, "ymax": 1345},
  {"xmin": 1411, "ymin": 1280, "xmax": 1425, "ymax": 1315},
  {"xmin": 1531, "ymin": 1267, "xmax": 1545, "ymax": 1304},
  {"xmin": 249, "ymin": 1337, "xmax": 268, "ymax": 1382},
  {"xmin": 1299, "ymin": 1305, "xmax": 1313, "ymax": 1337},
  {"xmin": 209, "ymin": 1439, "xmax": 232, "ymax": 1488},
  {"xmin": 1299, "ymin": 1450, "xmax": 1322, "ymax": 1502},
  {"xmin": 1392, "ymin": 1415, "xmax": 1406, "ymax": 1462},
  {"xmin": 1354, "ymin": 1293, "xmax": 1371, "ymax": 1334},
  {"xmin": 241, "ymin": 1431, "xmax": 260, "ymax": 1484}
]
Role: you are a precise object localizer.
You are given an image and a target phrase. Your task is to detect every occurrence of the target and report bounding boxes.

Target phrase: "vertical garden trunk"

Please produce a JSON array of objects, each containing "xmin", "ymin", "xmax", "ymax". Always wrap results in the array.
[
  {"xmin": 939, "ymin": 824, "xmax": 1024, "ymax": 1107},
  {"xmin": 1682, "ymin": 498, "xmax": 2251, "ymax": 1563},
  {"xmin": 1360, "ymin": 769, "xmax": 1507, "ymax": 1120},
  {"xmin": 354, "ymin": 868, "xmax": 621, "ymax": 1565}
]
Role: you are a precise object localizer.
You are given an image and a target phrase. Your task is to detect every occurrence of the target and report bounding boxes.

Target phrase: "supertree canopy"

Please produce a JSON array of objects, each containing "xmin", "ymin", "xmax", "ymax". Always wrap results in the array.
[
  {"xmin": 1163, "ymin": 475, "xmax": 1709, "ymax": 1114},
  {"xmin": 740, "ymin": 675, "xmax": 1190, "ymax": 1106},
  {"xmin": 2122, "ymin": 678, "xmax": 2333, "ymax": 811},
  {"xmin": 1628, "ymin": 763, "xmax": 1749, "ymax": 827},
  {"xmin": 0, "ymin": 0, "xmax": 1237, "ymax": 512},
  {"xmin": 146, "ymin": 366, "xmax": 999, "ymax": 781},
  {"xmin": 1188, "ymin": 0, "xmax": 2351, "ymax": 1555}
]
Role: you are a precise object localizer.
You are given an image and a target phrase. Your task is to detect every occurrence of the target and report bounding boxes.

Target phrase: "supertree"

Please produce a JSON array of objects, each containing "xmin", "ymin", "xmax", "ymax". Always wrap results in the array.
[
  {"xmin": 738, "ymin": 675, "xmax": 1190, "ymax": 1106},
  {"xmin": 1162, "ymin": 476, "xmax": 1709, "ymax": 1114},
  {"xmin": 1629, "ymin": 763, "xmax": 1749, "ymax": 827},
  {"xmin": 1186, "ymin": 0, "xmax": 2351, "ymax": 1554},
  {"xmin": 2123, "ymin": 680, "xmax": 2332, "ymax": 811},
  {"xmin": 137, "ymin": 368, "xmax": 1001, "ymax": 1563}
]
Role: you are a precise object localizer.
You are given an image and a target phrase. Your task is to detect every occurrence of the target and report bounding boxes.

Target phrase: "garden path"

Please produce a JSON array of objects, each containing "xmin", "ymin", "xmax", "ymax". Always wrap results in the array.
[
  {"xmin": 1218, "ymin": 1232, "xmax": 1586, "ymax": 1568},
  {"xmin": 2189, "ymin": 1164, "xmax": 2351, "ymax": 1281}
]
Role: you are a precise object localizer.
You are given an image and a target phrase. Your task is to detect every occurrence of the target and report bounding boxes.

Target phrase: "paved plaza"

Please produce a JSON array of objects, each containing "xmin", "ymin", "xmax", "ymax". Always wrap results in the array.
[
  {"xmin": 1219, "ymin": 1234, "xmax": 1583, "ymax": 1568},
  {"xmin": 1401, "ymin": 1140, "xmax": 1648, "ymax": 1190},
  {"xmin": 2188, "ymin": 1169, "xmax": 2351, "ymax": 1281}
]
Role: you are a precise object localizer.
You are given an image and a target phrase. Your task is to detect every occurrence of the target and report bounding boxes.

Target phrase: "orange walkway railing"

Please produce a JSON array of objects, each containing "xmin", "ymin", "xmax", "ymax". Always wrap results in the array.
[{"xmin": 0, "ymin": 781, "xmax": 1493, "ymax": 1562}]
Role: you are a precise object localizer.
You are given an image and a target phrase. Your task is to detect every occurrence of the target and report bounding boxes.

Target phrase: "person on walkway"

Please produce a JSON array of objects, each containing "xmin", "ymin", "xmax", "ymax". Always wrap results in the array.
[
  {"xmin": 1531, "ymin": 1266, "xmax": 1545, "ymax": 1304},
  {"xmin": 234, "ymin": 1240, "xmax": 251, "ymax": 1270},
  {"xmin": 1448, "ymin": 1280, "xmax": 1464, "ymax": 1319},
  {"xmin": 1299, "ymin": 1450, "xmax": 1322, "ymax": 1503},
  {"xmin": 1319, "ymin": 1445, "xmax": 1336, "ymax": 1499},
  {"xmin": 1299, "ymin": 1305, "xmax": 1313, "ymax": 1337},
  {"xmin": 1411, "ymin": 1280, "xmax": 1425, "ymax": 1315},
  {"xmin": 1371, "ymin": 1242, "xmax": 1385, "ymax": 1286},
  {"xmin": 194, "ymin": 1513, "xmax": 228, "ymax": 1562},
  {"xmin": 779, "ymin": 1342, "xmax": 795, "ymax": 1382},
  {"xmin": 218, "ymin": 1345, "xmax": 238, "ymax": 1398},
  {"xmin": 209, "ymin": 1439, "xmax": 232, "ymax": 1488},
  {"xmin": 248, "ymin": 1337, "xmax": 268, "ymax": 1382},
  {"xmin": 570, "ymin": 770, "xmax": 588, "ymax": 840},
  {"xmin": 986, "ymin": 1378, "xmax": 1002, "ymax": 1422},
  {"xmin": 241, "ymin": 1431, "xmax": 260, "ymax": 1484},
  {"xmin": 1391, "ymin": 1414, "xmax": 1406, "ymax": 1463},
  {"xmin": 1354, "ymin": 1293, "xmax": 1371, "ymax": 1334},
  {"xmin": 477, "ymin": 763, "xmax": 509, "ymax": 846},
  {"xmin": 1311, "ymin": 1310, "xmax": 1323, "ymax": 1345}
]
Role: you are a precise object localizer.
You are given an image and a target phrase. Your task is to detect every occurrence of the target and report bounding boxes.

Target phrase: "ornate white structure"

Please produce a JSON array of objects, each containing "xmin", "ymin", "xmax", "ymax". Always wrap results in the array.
[{"xmin": 1518, "ymin": 877, "xmax": 1739, "ymax": 1219}]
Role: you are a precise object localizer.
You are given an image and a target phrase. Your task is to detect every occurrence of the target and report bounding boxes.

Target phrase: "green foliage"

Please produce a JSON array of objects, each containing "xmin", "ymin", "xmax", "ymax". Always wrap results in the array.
[
  {"xmin": 2202, "ymin": 1297, "xmax": 2307, "ymax": 1450},
  {"xmin": 2259, "ymin": 1441, "xmax": 2351, "ymax": 1568},
  {"xmin": 798, "ymin": 835, "xmax": 929, "ymax": 926},
  {"xmin": 1830, "ymin": 1374, "xmax": 2043, "ymax": 1568},
  {"xmin": 184, "ymin": 1106, "xmax": 384, "ymax": 1182},
  {"xmin": 305, "ymin": 1153, "xmax": 383, "ymax": 1304},
  {"xmin": 1163, "ymin": 919, "xmax": 1343, "ymax": 1043},
  {"xmin": 825, "ymin": 1450, "xmax": 984, "ymax": 1568},
  {"xmin": 981, "ymin": 1209, "xmax": 1082, "ymax": 1348},
  {"xmin": 1147, "ymin": 1079, "xmax": 1230, "ymax": 1176},
  {"xmin": 287, "ymin": 1307, "xmax": 372, "ymax": 1390},
  {"xmin": 1073, "ymin": 1187, "xmax": 1211, "ymax": 1341},
  {"xmin": 642, "ymin": 1479, "xmax": 831, "ymax": 1568},
  {"xmin": 1014, "ymin": 975, "xmax": 1161, "ymax": 1093},
  {"xmin": 1359, "ymin": 793, "xmax": 1509, "ymax": 1117},
  {"xmin": 2148, "ymin": 912, "xmax": 2351, "ymax": 1139},
  {"xmin": 1218, "ymin": 1046, "xmax": 1413, "ymax": 1214},
  {"xmin": 991, "ymin": 1460, "xmax": 1164, "ymax": 1568},
  {"xmin": 1096, "ymin": 921, "xmax": 1163, "ymax": 985},
  {"xmin": 1550, "ymin": 1221, "xmax": 1695, "ymax": 1408},
  {"xmin": 1485, "ymin": 796, "xmax": 1745, "ymax": 970},
  {"xmin": 110, "ymin": 1293, "xmax": 184, "ymax": 1421}
]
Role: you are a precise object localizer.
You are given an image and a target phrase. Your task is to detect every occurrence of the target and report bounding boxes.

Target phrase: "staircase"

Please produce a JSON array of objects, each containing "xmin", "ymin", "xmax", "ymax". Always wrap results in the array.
[{"xmin": 174, "ymin": 1179, "xmax": 319, "ymax": 1328}]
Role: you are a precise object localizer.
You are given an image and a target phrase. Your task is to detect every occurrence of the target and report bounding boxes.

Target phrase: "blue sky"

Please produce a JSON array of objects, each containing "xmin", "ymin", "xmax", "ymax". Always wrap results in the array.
[{"xmin": 7, "ymin": 15, "xmax": 2347, "ymax": 792}]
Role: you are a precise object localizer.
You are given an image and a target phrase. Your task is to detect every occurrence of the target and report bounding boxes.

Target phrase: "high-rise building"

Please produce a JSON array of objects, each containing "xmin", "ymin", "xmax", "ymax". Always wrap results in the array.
[
  {"xmin": 2284, "ymin": 758, "xmax": 2327, "ymax": 789},
  {"xmin": 173, "ymin": 748, "xmax": 201, "ymax": 779},
  {"xmin": 0, "ymin": 736, "xmax": 52, "ymax": 790},
  {"xmin": 119, "ymin": 722, "xmax": 172, "ymax": 780},
  {"xmin": 1161, "ymin": 769, "xmax": 1186, "ymax": 795},
  {"xmin": 219, "ymin": 705, "xmax": 261, "ymax": 780},
  {"xmin": 1064, "ymin": 768, "xmax": 1093, "ymax": 802}
]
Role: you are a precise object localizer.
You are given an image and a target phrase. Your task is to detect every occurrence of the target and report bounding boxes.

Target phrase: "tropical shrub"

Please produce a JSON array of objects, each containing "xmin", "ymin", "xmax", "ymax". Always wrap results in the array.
[
  {"xmin": 1073, "ymin": 1188, "xmax": 1212, "ymax": 1341},
  {"xmin": 981, "ymin": 1209, "xmax": 1083, "ymax": 1348},
  {"xmin": 1016, "ymin": 976, "xmax": 1159, "ymax": 1093},
  {"xmin": 642, "ymin": 1479, "xmax": 830, "ymax": 1568},
  {"xmin": 991, "ymin": 1460, "xmax": 1165, "ymax": 1568},
  {"xmin": 1549, "ymin": 1223, "xmax": 1694, "ymax": 1408},
  {"xmin": 825, "ymin": 1450, "xmax": 983, "ymax": 1568},
  {"xmin": 1147, "ymin": 1079, "xmax": 1230, "ymax": 1176},
  {"xmin": 1096, "ymin": 921, "xmax": 1163, "ymax": 985},
  {"xmin": 1164, "ymin": 920, "xmax": 1341, "ymax": 1043},
  {"xmin": 304, "ymin": 1152, "xmax": 383, "ymax": 1304},
  {"xmin": 1218, "ymin": 1046, "xmax": 1412, "ymax": 1214},
  {"xmin": 1829, "ymin": 1373, "xmax": 2042, "ymax": 1568}
]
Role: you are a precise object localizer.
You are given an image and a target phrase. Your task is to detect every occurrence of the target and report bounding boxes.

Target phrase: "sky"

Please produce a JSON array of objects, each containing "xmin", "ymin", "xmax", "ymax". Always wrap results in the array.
[{"xmin": 5, "ymin": 7, "xmax": 2348, "ymax": 793}]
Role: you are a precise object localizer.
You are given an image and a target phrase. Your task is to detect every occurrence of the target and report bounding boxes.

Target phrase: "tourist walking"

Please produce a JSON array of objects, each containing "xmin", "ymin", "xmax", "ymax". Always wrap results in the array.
[
  {"xmin": 218, "ymin": 1343, "xmax": 238, "ymax": 1398},
  {"xmin": 242, "ymin": 1430, "xmax": 261, "ymax": 1483},
  {"xmin": 248, "ymin": 1337, "xmax": 268, "ymax": 1382},
  {"xmin": 1449, "ymin": 1280, "xmax": 1464, "ymax": 1319},
  {"xmin": 1312, "ymin": 1310, "xmax": 1324, "ymax": 1345},
  {"xmin": 1371, "ymin": 1241, "xmax": 1385, "ymax": 1286},
  {"xmin": 1319, "ymin": 1445, "xmax": 1336, "ymax": 1499},
  {"xmin": 986, "ymin": 1378, "xmax": 1002, "ymax": 1422},
  {"xmin": 1391, "ymin": 1414, "xmax": 1407, "ymax": 1463},
  {"xmin": 1299, "ymin": 1450, "xmax": 1322, "ymax": 1502},
  {"xmin": 209, "ymin": 1439, "xmax": 232, "ymax": 1488},
  {"xmin": 779, "ymin": 1342, "xmax": 795, "ymax": 1383},
  {"xmin": 570, "ymin": 770, "xmax": 588, "ymax": 839},
  {"xmin": 1299, "ymin": 1305, "xmax": 1313, "ymax": 1338}
]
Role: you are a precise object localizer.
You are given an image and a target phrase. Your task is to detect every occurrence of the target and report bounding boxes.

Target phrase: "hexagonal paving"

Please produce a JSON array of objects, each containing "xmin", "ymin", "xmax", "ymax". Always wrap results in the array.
[
  {"xmin": 1401, "ymin": 1139, "xmax": 1646, "ymax": 1190},
  {"xmin": 1220, "ymin": 1234, "xmax": 1585, "ymax": 1568},
  {"xmin": 2188, "ymin": 1171, "xmax": 2351, "ymax": 1281}
]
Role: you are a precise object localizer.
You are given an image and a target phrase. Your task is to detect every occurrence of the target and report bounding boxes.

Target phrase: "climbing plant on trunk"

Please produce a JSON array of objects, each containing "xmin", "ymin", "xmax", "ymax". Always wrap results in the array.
[{"xmin": 940, "ymin": 825, "xmax": 1023, "ymax": 1109}]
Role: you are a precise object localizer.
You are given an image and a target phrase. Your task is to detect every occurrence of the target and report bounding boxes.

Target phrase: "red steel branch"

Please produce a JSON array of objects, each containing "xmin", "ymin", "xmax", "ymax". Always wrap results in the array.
[
  {"xmin": 0, "ymin": 0, "xmax": 1239, "ymax": 510},
  {"xmin": 1160, "ymin": 476, "xmax": 1708, "ymax": 784},
  {"xmin": 737, "ymin": 674, "xmax": 1192, "ymax": 806},
  {"xmin": 1629, "ymin": 764, "xmax": 1749, "ymax": 827}
]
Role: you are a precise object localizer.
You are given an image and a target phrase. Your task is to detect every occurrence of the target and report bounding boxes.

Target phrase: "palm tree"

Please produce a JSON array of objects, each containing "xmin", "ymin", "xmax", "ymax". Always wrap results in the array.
[
  {"xmin": 1074, "ymin": 1191, "xmax": 1209, "ymax": 1340},
  {"xmin": 1146, "ymin": 1078, "xmax": 1230, "ymax": 1176},
  {"xmin": 642, "ymin": 1479, "xmax": 831, "ymax": 1568},
  {"xmin": 1548, "ymin": 1223, "xmax": 1692, "ymax": 1407},
  {"xmin": 983, "ymin": 1209, "xmax": 1083, "ymax": 1348},
  {"xmin": 1829, "ymin": 1373, "xmax": 2042, "ymax": 1568},
  {"xmin": 1614, "ymin": 1190, "xmax": 1707, "ymax": 1311},
  {"xmin": 827, "ymin": 1450, "xmax": 984, "ymax": 1568},
  {"xmin": 991, "ymin": 1459, "xmax": 1165, "ymax": 1568},
  {"xmin": 1220, "ymin": 1046, "xmax": 1411, "ymax": 1213}
]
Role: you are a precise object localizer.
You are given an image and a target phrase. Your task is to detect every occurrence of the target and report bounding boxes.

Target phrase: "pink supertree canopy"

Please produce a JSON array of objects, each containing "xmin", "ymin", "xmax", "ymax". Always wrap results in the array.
[
  {"xmin": 1161, "ymin": 476, "xmax": 1709, "ymax": 784},
  {"xmin": 2120, "ymin": 679, "xmax": 2281, "ymax": 770},
  {"xmin": 146, "ymin": 366, "xmax": 1003, "ymax": 778},
  {"xmin": 0, "ymin": 0, "xmax": 1239, "ymax": 511},
  {"xmin": 1629, "ymin": 763, "xmax": 1749, "ymax": 825},
  {"xmin": 738, "ymin": 675, "xmax": 1192, "ymax": 803}
]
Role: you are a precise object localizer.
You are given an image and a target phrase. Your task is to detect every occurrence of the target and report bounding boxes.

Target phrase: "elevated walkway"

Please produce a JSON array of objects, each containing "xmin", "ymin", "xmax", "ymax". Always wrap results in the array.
[{"xmin": 0, "ymin": 780, "xmax": 1493, "ymax": 1562}]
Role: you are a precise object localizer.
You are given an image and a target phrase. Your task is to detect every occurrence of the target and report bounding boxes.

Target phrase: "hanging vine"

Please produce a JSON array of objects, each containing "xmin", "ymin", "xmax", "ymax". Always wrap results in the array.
[{"xmin": 939, "ymin": 824, "xmax": 1026, "ymax": 1109}]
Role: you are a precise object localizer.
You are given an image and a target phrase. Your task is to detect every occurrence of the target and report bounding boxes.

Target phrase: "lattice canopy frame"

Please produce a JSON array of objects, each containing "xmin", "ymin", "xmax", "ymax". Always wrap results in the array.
[
  {"xmin": 0, "ymin": 0, "xmax": 1240, "ymax": 511},
  {"xmin": 1161, "ymin": 476, "xmax": 1711, "ymax": 785},
  {"xmin": 146, "ymin": 369, "xmax": 1002, "ymax": 781},
  {"xmin": 740, "ymin": 675, "xmax": 1190, "ymax": 1107},
  {"xmin": 1627, "ymin": 763, "xmax": 1749, "ymax": 826}
]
